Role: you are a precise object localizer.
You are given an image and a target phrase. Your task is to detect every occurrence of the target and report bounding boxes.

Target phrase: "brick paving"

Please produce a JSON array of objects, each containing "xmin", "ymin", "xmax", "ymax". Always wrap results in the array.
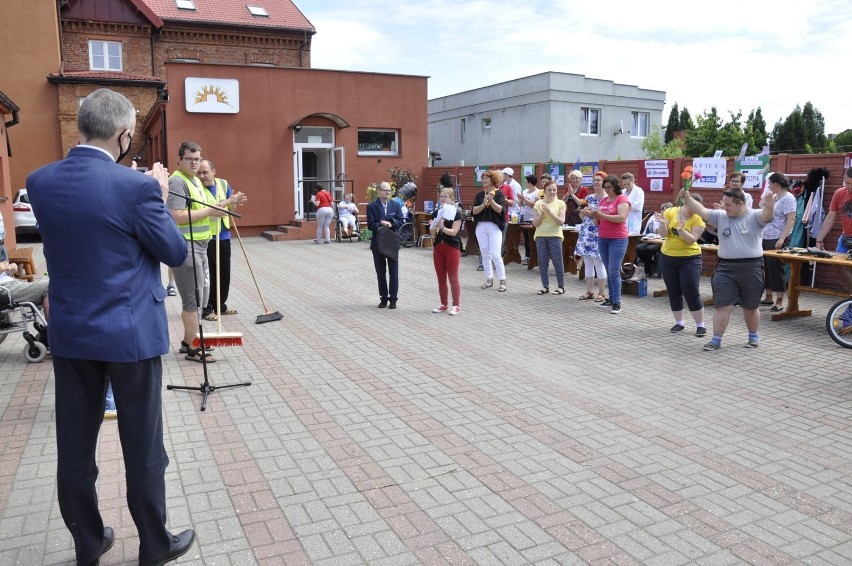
[{"xmin": 1, "ymin": 238, "xmax": 851, "ymax": 565}]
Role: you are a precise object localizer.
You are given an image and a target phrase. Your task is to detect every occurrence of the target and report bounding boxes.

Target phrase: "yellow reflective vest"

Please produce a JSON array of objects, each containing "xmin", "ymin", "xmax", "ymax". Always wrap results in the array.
[
  {"xmin": 208, "ymin": 178, "xmax": 230, "ymax": 235},
  {"xmin": 171, "ymin": 170, "xmax": 213, "ymax": 241}
]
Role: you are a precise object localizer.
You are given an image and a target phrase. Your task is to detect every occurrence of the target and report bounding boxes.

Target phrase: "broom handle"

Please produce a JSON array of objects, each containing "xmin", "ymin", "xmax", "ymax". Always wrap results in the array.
[
  {"xmin": 215, "ymin": 217, "xmax": 222, "ymax": 334},
  {"xmin": 230, "ymin": 219, "xmax": 272, "ymax": 313}
]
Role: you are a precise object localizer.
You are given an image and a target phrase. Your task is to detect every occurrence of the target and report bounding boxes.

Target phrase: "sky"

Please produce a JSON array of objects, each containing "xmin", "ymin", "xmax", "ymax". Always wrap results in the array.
[{"xmin": 297, "ymin": 0, "xmax": 852, "ymax": 140}]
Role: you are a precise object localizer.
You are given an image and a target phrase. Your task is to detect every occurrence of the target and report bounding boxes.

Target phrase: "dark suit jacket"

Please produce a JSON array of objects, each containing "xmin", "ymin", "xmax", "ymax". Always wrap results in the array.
[
  {"xmin": 367, "ymin": 198, "xmax": 404, "ymax": 253},
  {"xmin": 26, "ymin": 146, "xmax": 187, "ymax": 362}
]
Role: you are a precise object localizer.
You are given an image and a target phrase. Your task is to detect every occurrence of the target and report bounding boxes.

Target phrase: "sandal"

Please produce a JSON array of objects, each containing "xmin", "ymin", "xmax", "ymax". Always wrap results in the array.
[
  {"xmin": 498, "ymin": 281, "xmax": 507, "ymax": 292},
  {"xmin": 185, "ymin": 347, "xmax": 216, "ymax": 364},
  {"xmin": 760, "ymin": 299, "xmax": 774, "ymax": 306},
  {"xmin": 481, "ymin": 279, "xmax": 493, "ymax": 289},
  {"xmin": 179, "ymin": 340, "xmax": 214, "ymax": 354},
  {"xmin": 554, "ymin": 287, "xmax": 565, "ymax": 295},
  {"xmin": 222, "ymin": 308, "xmax": 238, "ymax": 315},
  {"xmin": 203, "ymin": 312, "xmax": 217, "ymax": 321},
  {"xmin": 537, "ymin": 289, "xmax": 549, "ymax": 295},
  {"xmin": 578, "ymin": 291, "xmax": 595, "ymax": 300},
  {"xmin": 594, "ymin": 294, "xmax": 606, "ymax": 302}
]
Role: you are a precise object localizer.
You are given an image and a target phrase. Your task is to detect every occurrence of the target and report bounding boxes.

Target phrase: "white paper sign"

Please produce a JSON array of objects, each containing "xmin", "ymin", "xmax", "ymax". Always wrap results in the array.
[
  {"xmin": 185, "ymin": 78, "xmax": 240, "ymax": 113},
  {"xmin": 442, "ymin": 204, "xmax": 457, "ymax": 222},
  {"xmin": 649, "ymin": 179, "xmax": 664, "ymax": 192},
  {"xmin": 646, "ymin": 168, "xmax": 669, "ymax": 178},
  {"xmin": 692, "ymin": 157, "xmax": 727, "ymax": 188}
]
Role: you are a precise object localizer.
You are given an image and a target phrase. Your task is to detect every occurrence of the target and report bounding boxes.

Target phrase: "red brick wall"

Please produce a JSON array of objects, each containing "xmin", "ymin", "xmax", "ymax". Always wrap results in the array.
[{"xmin": 61, "ymin": 21, "xmax": 153, "ymax": 75}]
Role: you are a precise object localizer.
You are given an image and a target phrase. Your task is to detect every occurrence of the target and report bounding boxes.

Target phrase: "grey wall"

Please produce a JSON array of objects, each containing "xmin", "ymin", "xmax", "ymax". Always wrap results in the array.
[{"xmin": 429, "ymin": 72, "xmax": 665, "ymax": 166}]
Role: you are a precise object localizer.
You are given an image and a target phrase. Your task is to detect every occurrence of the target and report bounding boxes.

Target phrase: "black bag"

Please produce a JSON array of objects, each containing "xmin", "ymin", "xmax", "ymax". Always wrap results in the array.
[
  {"xmin": 620, "ymin": 262, "xmax": 636, "ymax": 281},
  {"xmin": 375, "ymin": 226, "xmax": 401, "ymax": 261}
]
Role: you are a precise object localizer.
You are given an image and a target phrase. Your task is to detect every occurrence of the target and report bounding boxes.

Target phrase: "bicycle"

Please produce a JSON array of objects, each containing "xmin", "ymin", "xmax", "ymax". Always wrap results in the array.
[{"xmin": 826, "ymin": 296, "xmax": 852, "ymax": 349}]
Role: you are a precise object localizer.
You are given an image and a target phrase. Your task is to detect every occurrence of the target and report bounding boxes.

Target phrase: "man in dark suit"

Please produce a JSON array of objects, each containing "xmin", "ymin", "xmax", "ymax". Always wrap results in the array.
[
  {"xmin": 367, "ymin": 181, "xmax": 404, "ymax": 308},
  {"xmin": 26, "ymin": 89, "xmax": 196, "ymax": 566}
]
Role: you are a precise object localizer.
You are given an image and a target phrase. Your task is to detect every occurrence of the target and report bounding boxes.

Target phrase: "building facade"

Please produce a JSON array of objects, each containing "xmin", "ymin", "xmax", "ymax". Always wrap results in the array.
[{"xmin": 428, "ymin": 72, "xmax": 666, "ymax": 166}]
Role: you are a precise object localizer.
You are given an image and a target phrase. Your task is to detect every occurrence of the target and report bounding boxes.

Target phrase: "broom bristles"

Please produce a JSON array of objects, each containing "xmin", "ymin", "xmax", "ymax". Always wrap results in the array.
[{"xmin": 192, "ymin": 332, "xmax": 244, "ymax": 348}]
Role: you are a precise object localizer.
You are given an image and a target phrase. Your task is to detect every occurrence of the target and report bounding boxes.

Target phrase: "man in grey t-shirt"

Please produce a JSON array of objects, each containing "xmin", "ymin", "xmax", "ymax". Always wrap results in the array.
[{"xmin": 682, "ymin": 187, "xmax": 775, "ymax": 351}]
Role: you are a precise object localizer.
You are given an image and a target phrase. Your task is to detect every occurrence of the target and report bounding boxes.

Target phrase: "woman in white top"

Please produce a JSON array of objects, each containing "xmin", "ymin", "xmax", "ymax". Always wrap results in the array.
[
  {"xmin": 760, "ymin": 173, "xmax": 797, "ymax": 311},
  {"xmin": 517, "ymin": 174, "xmax": 541, "ymax": 264},
  {"xmin": 337, "ymin": 193, "xmax": 359, "ymax": 238}
]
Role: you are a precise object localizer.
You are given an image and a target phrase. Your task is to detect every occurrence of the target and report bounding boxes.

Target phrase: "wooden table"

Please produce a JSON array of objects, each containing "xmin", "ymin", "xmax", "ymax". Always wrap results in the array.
[
  {"xmin": 8, "ymin": 247, "xmax": 36, "ymax": 282},
  {"xmin": 762, "ymin": 249, "xmax": 851, "ymax": 320}
]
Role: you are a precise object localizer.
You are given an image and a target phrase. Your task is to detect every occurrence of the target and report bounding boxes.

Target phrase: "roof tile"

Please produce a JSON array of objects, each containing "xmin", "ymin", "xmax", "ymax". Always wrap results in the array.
[{"xmin": 142, "ymin": 0, "xmax": 314, "ymax": 32}]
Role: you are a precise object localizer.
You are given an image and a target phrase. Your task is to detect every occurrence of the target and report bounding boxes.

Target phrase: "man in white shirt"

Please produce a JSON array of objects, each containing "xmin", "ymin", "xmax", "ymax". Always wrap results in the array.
[
  {"xmin": 621, "ymin": 172, "xmax": 645, "ymax": 234},
  {"xmin": 501, "ymin": 167, "xmax": 523, "ymax": 221}
]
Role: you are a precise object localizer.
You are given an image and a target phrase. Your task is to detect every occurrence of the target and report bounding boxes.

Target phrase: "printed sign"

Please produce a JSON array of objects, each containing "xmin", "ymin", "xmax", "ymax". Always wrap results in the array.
[
  {"xmin": 734, "ymin": 155, "xmax": 770, "ymax": 189},
  {"xmin": 185, "ymin": 78, "xmax": 240, "ymax": 113},
  {"xmin": 575, "ymin": 162, "xmax": 599, "ymax": 187},
  {"xmin": 691, "ymin": 157, "xmax": 726, "ymax": 189}
]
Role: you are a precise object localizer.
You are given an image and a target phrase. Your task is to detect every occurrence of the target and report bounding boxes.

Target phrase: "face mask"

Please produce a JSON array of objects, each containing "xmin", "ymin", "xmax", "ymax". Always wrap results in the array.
[{"xmin": 116, "ymin": 129, "xmax": 132, "ymax": 163}]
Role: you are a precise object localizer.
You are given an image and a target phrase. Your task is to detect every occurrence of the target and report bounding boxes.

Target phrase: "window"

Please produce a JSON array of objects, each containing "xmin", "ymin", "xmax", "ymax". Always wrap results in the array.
[
  {"xmin": 89, "ymin": 40, "xmax": 122, "ymax": 71},
  {"xmin": 460, "ymin": 118, "xmax": 466, "ymax": 142},
  {"xmin": 481, "ymin": 117, "xmax": 491, "ymax": 129},
  {"xmin": 358, "ymin": 129, "xmax": 399, "ymax": 156},
  {"xmin": 632, "ymin": 112, "xmax": 650, "ymax": 138},
  {"xmin": 581, "ymin": 107, "xmax": 600, "ymax": 135},
  {"xmin": 247, "ymin": 5, "xmax": 269, "ymax": 16},
  {"xmin": 175, "ymin": 0, "xmax": 195, "ymax": 10}
]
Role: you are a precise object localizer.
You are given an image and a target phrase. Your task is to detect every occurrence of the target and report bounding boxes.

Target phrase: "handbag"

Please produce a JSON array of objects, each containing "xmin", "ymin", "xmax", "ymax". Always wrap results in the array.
[{"xmin": 375, "ymin": 226, "xmax": 401, "ymax": 261}]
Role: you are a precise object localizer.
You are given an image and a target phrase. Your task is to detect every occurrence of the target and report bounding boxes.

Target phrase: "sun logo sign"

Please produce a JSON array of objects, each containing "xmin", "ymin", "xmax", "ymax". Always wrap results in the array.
[{"xmin": 184, "ymin": 77, "xmax": 240, "ymax": 114}]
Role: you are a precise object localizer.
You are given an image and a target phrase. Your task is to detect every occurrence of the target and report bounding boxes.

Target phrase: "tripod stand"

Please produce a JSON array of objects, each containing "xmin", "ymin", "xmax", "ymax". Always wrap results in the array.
[{"xmin": 165, "ymin": 187, "xmax": 251, "ymax": 411}]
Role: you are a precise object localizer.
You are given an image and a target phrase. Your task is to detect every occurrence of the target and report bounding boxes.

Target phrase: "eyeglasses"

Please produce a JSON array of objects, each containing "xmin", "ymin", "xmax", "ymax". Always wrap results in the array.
[
  {"xmin": 378, "ymin": 189, "xmax": 391, "ymax": 192},
  {"xmin": 182, "ymin": 157, "xmax": 202, "ymax": 163}
]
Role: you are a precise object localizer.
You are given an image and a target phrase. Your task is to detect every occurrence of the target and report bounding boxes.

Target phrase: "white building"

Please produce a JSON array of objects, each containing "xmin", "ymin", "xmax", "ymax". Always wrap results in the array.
[{"xmin": 428, "ymin": 72, "xmax": 666, "ymax": 166}]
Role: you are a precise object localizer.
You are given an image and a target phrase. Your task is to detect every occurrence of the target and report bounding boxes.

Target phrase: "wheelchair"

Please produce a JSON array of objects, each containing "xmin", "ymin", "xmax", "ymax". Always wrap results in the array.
[
  {"xmin": 0, "ymin": 285, "xmax": 49, "ymax": 362},
  {"xmin": 334, "ymin": 201, "xmax": 362, "ymax": 242}
]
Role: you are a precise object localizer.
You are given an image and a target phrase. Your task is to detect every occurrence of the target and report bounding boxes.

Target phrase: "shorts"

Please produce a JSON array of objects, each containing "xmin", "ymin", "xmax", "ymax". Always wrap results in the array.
[
  {"xmin": 172, "ymin": 240, "xmax": 210, "ymax": 312},
  {"xmin": 711, "ymin": 259, "xmax": 764, "ymax": 310}
]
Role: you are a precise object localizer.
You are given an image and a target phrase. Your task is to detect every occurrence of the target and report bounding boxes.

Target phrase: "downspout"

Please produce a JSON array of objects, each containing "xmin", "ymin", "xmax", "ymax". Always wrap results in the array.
[{"xmin": 299, "ymin": 31, "xmax": 308, "ymax": 67}]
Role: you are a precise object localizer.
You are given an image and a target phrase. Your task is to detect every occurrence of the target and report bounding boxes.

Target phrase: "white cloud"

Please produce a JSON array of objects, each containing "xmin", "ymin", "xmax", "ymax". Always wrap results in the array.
[{"xmin": 299, "ymin": 0, "xmax": 851, "ymax": 133}]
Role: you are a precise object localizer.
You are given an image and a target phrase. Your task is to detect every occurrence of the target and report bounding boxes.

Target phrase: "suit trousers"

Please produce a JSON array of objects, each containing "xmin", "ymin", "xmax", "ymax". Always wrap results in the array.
[
  {"xmin": 205, "ymin": 237, "xmax": 232, "ymax": 314},
  {"xmin": 53, "ymin": 355, "xmax": 172, "ymax": 564},
  {"xmin": 372, "ymin": 249, "xmax": 399, "ymax": 301}
]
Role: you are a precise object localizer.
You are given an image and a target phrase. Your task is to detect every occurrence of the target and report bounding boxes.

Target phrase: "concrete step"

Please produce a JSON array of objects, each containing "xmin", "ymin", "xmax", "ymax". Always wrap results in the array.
[{"xmin": 261, "ymin": 230, "xmax": 288, "ymax": 241}]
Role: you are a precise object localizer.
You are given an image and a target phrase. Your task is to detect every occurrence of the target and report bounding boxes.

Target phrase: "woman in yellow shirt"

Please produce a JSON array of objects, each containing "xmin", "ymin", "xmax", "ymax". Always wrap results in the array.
[
  {"xmin": 532, "ymin": 183, "xmax": 567, "ymax": 294},
  {"xmin": 658, "ymin": 193, "xmax": 707, "ymax": 335}
]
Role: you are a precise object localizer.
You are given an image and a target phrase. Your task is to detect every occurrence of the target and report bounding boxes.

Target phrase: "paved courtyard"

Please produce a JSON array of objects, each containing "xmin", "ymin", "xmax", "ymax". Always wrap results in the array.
[{"xmin": 1, "ymin": 237, "xmax": 851, "ymax": 565}]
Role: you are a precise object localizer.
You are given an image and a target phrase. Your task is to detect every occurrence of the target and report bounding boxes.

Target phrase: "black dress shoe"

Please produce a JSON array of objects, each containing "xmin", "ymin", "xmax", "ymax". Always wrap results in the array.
[
  {"xmin": 140, "ymin": 529, "xmax": 196, "ymax": 566},
  {"xmin": 378, "ymin": 299, "xmax": 388, "ymax": 308},
  {"xmin": 388, "ymin": 300, "xmax": 397, "ymax": 309},
  {"xmin": 78, "ymin": 527, "xmax": 114, "ymax": 566}
]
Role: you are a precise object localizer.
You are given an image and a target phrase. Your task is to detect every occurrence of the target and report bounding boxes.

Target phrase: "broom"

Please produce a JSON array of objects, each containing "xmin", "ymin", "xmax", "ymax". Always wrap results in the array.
[
  {"xmin": 193, "ymin": 216, "xmax": 244, "ymax": 347},
  {"xmin": 231, "ymin": 219, "xmax": 284, "ymax": 324}
]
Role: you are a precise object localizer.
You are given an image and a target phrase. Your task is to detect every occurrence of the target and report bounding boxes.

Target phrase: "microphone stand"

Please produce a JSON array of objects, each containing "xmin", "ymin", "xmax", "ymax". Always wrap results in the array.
[{"xmin": 165, "ymin": 188, "xmax": 251, "ymax": 411}]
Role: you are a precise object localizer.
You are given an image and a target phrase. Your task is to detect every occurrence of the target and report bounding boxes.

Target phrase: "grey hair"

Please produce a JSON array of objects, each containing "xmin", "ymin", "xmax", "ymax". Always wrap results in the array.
[
  {"xmin": 378, "ymin": 181, "xmax": 391, "ymax": 191},
  {"xmin": 78, "ymin": 89, "xmax": 136, "ymax": 141}
]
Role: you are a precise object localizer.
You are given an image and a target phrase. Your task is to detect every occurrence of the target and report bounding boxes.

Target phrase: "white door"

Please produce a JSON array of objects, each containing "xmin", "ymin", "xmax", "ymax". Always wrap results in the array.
[
  {"xmin": 293, "ymin": 149, "xmax": 303, "ymax": 219},
  {"xmin": 332, "ymin": 146, "xmax": 346, "ymax": 201}
]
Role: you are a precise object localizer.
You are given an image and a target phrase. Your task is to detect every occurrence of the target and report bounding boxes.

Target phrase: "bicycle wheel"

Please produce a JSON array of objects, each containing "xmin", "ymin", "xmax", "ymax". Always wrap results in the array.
[
  {"xmin": 826, "ymin": 297, "xmax": 852, "ymax": 349},
  {"xmin": 399, "ymin": 222, "xmax": 417, "ymax": 248}
]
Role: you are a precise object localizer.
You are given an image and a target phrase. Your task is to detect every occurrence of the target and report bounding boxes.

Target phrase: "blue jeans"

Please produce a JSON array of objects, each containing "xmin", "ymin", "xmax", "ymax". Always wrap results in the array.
[
  {"xmin": 598, "ymin": 237, "xmax": 628, "ymax": 305},
  {"xmin": 104, "ymin": 382, "xmax": 115, "ymax": 411}
]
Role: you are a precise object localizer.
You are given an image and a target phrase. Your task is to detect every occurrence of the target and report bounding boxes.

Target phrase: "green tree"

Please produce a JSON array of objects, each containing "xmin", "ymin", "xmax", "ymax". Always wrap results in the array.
[
  {"xmin": 801, "ymin": 101, "xmax": 827, "ymax": 150},
  {"xmin": 678, "ymin": 107, "xmax": 693, "ymax": 131},
  {"xmin": 664, "ymin": 103, "xmax": 679, "ymax": 143},
  {"xmin": 771, "ymin": 106, "xmax": 806, "ymax": 153},
  {"xmin": 743, "ymin": 108, "xmax": 768, "ymax": 154},
  {"xmin": 833, "ymin": 129, "xmax": 852, "ymax": 153},
  {"xmin": 641, "ymin": 125, "xmax": 684, "ymax": 159}
]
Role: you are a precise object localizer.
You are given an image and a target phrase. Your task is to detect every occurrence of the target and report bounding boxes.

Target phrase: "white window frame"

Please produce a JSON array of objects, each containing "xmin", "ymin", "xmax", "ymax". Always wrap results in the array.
[
  {"xmin": 247, "ymin": 5, "xmax": 269, "ymax": 16},
  {"xmin": 89, "ymin": 40, "xmax": 123, "ymax": 71},
  {"xmin": 631, "ymin": 111, "xmax": 650, "ymax": 138},
  {"xmin": 175, "ymin": 0, "xmax": 196, "ymax": 10},
  {"xmin": 357, "ymin": 129, "xmax": 399, "ymax": 156},
  {"xmin": 581, "ymin": 107, "xmax": 600, "ymax": 136}
]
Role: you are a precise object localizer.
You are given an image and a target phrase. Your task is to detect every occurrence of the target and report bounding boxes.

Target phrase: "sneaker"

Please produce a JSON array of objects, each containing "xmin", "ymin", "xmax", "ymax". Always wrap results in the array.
[
  {"xmin": 610, "ymin": 304, "xmax": 621, "ymax": 314},
  {"xmin": 166, "ymin": 285, "xmax": 177, "ymax": 297},
  {"xmin": 695, "ymin": 327, "xmax": 707, "ymax": 337},
  {"xmin": 670, "ymin": 324, "xmax": 685, "ymax": 332},
  {"xmin": 745, "ymin": 339, "xmax": 759, "ymax": 348},
  {"xmin": 598, "ymin": 299, "xmax": 612, "ymax": 307},
  {"xmin": 477, "ymin": 264, "xmax": 484, "ymax": 271},
  {"xmin": 432, "ymin": 305, "xmax": 448, "ymax": 313},
  {"xmin": 104, "ymin": 410, "xmax": 117, "ymax": 420},
  {"xmin": 703, "ymin": 341, "xmax": 721, "ymax": 351},
  {"xmin": 448, "ymin": 306, "xmax": 461, "ymax": 315},
  {"xmin": 522, "ymin": 257, "xmax": 529, "ymax": 265}
]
